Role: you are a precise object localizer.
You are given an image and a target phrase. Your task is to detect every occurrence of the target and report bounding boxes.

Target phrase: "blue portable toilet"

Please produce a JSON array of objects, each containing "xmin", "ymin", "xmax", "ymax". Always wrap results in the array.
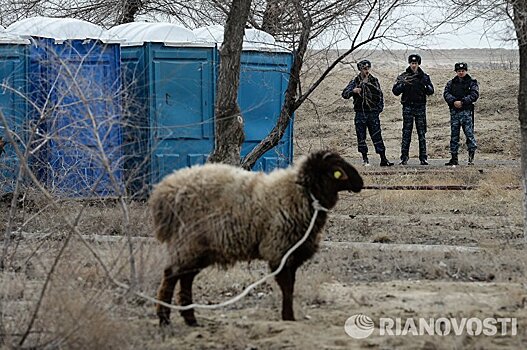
[
  {"xmin": 108, "ymin": 22, "xmax": 216, "ymax": 196},
  {"xmin": 193, "ymin": 25, "xmax": 294, "ymax": 171},
  {"xmin": 0, "ymin": 27, "xmax": 29, "ymax": 193},
  {"xmin": 6, "ymin": 17, "xmax": 123, "ymax": 197}
]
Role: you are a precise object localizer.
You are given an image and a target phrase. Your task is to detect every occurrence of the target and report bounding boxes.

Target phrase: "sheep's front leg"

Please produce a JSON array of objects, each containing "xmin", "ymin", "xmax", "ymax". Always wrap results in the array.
[
  {"xmin": 178, "ymin": 271, "xmax": 199, "ymax": 326},
  {"xmin": 275, "ymin": 266, "xmax": 297, "ymax": 321},
  {"xmin": 157, "ymin": 267, "xmax": 179, "ymax": 327}
]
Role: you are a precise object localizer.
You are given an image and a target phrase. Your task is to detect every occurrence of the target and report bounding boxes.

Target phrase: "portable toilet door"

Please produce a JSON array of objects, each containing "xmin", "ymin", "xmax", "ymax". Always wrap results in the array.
[
  {"xmin": 0, "ymin": 28, "xmax": 29, "ymax": 194},
  {"xmin": 108, "ymin": 22, "xmax": 216, "ymax": 196},
  {"xmin": 193, "ymin": 26, "xmax": 294, "ymax": 172},
  {"xmin": 239, "ymin": 29, "xmax": 293, "ymax": 171},
  {"xmin": 6, "ymin": 17, "xmax": 123, "ymax": 197}
]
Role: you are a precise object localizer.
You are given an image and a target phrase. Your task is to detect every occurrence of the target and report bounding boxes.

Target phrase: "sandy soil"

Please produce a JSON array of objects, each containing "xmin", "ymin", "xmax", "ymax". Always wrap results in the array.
[
  {"xmin": 1, "ymin": 49, "xmax": 526, "ymax": 349},
  {"xmin": 140, "ymin": 281, "xmax": 526, "ymax": 350}
]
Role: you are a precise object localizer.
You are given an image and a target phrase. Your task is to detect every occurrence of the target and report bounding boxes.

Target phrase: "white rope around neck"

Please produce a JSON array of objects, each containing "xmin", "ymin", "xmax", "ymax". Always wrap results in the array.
[{"xmin": 130, "ymin": 193, "xmax": 329, "ymax": 312}]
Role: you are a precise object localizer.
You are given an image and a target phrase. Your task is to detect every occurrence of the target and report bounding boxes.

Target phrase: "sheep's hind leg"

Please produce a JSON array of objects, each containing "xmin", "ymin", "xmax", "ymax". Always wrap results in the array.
[
  {"xmin": 157, "ymin": 267, "xmax": 179, "ymax": 327},
  {"xmin": 274, "ymin": 265, "xmax": 297, "ymax": 321},
  {"xmin": 178, "ymin": 270, "xmax": 200, "ymax": 326}
]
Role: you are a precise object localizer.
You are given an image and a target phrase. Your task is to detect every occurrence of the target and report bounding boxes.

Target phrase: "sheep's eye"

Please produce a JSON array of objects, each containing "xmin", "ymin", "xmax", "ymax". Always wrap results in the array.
[{"xmin": 333, "ymin": 170, "xmax": 342, "ymax": 179}]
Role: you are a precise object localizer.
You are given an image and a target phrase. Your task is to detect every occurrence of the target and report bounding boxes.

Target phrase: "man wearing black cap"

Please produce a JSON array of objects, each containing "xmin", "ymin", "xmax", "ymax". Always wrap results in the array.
[
  {"xmin": 392, "ymin": 54, "xmax": 435, "ymax": 165},
  {"xmin": 443, "ymin": 62, "xmax": 479, "ymax": 166},
  {"xmin": 342, "ymin": 59, "xmax": 394, "ymax": 166}
]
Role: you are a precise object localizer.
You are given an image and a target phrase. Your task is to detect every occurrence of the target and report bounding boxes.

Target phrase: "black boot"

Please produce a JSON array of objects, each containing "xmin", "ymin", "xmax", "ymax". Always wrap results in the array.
[
  {"xmin": 420, "ymin": 157, "xmax": 429, "ymax": 166},
  {"xmin": 399, "ymin": 154, "xmax": 409, "ymax": 165},
  {"xmin": 380, "ymin": 152, "xmax": 394, "ymax": 167},
  {"xmin": 468, "ymin": 150, "xmax": 475, "ymax": 165},
  {"xmin": 362, "ymin": 153, "xmax": 370, "ymax": 166},
  {"xmin": 445, "ymin": 153, "xmax": 458, "ymax": 166}
]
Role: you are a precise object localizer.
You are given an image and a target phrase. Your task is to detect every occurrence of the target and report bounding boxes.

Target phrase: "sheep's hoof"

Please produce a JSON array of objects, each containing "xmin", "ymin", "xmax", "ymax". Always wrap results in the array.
[
  {"xmin": 282, "ymin": 313, "xmax": 295, "ymax": 321},
  {"xmin": 183, "ymin": 317, "xmax": 198, "ymax": 327},
  {"xmin": 159, "ymin": 316, "xmax": 171, "ymax": 327},
  {"xmin": 180, "ymin": 309, "xmax": 198, "ymax": 326}
]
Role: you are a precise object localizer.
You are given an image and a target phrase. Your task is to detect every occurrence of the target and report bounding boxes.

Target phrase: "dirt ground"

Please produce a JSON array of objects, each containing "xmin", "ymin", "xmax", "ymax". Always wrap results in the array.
[{"xmin": 1, "ymin": 49, "xmax": 527, "ymax": 349}]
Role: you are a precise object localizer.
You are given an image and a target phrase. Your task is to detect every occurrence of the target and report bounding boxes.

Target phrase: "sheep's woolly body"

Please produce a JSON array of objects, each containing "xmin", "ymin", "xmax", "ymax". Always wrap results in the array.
[
  {"xmin": 150, "ymin": 160, "xmax": 319, "ymax": 269},
  {"xmin": 151, "ymin": 150, "xmax": 363, "ymax": 325}
]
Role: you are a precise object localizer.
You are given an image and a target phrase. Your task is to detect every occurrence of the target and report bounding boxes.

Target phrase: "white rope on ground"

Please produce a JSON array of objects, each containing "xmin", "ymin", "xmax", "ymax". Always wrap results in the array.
[{"xmin": 128, "ymin": 194, "xmax": 329, "ymax": 311}]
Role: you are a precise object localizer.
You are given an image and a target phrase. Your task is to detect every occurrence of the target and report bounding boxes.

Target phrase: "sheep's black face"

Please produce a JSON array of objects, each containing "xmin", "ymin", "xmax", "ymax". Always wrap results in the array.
[
  {"xmin": 299, "ymin": 151, "xmax": 363, "ymax": 207},
  {"xmin": 319, "ymin": 151, "xmax": 363, "ymax": 193}
]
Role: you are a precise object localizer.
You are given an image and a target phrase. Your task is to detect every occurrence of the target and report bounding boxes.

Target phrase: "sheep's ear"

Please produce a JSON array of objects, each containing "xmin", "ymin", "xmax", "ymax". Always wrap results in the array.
[
  {"xmin": 331, "ymin": 166, "xmax": 349, "ymax": 181},
  {"xmin": 322, "ymin": 151, "xmax": 337, "ymax": 160}
]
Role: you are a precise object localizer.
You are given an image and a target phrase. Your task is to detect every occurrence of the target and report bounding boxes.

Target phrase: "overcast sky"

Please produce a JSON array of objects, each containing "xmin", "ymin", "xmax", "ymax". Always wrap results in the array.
[
  {"xmin": 410, "ymin": 4, "xmax": 516, "ymax": 50},
  {"xmin": 426, "ymin": 21, "xmax": 516, "ymax": 49},
  {"xmin": 324, "ymin": 4, "xmax": 517, "ymax": 51}
]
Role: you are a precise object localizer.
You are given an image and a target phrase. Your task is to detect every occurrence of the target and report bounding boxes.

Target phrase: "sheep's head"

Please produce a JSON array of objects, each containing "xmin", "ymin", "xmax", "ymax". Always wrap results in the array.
[{"xmin": 298, "ymin": 150, "xmax": 363, "ymax": 208}]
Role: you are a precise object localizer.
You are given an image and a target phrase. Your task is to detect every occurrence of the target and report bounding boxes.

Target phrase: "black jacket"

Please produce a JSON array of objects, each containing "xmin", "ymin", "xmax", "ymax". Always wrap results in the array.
[
  {"xmin": 341, "ymin": 74, "xmax": 384, "ymax": 112},
  {"xmin": 392, "ymin": 67, "xmax": 434, "ymax": 106},
  {"xmin": 443, "ymin": 74, "xmax": 479, "ymax": 110}
]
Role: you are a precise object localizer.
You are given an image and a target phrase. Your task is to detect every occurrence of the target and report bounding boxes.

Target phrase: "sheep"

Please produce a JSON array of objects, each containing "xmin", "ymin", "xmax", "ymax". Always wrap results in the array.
[{"xmin": 149, "ymin": 150, "xmax": 363, "ymax": 326}]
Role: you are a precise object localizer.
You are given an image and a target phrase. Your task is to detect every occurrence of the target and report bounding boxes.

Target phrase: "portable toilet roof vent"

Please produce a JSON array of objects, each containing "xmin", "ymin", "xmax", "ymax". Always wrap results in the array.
[
  {"xmin": 108, "ymin": 22, "xmax": 201, "ymax": 46},
  {"xmin": 5, "ymin": 16, "xmax": 119, "ymax": 43}
]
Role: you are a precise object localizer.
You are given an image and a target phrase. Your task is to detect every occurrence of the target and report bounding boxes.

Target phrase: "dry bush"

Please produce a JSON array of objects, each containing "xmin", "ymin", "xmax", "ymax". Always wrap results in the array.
[
  {"xmin": 1, "ymin": 237, "xmax": 169, "ymax": 348},
  {"xmin": 35, "ymin": 287, "xmax": 130, "ymax": 349}
]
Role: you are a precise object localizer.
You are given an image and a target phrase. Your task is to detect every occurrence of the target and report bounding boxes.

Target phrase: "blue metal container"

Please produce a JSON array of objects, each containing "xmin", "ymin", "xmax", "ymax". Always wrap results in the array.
[
  {"xmin": 6, "ymin": 17, "xmax": 123, "ymax": 197},
  {"xmin": 113, "ymin": 23, "xmax": 293, "ymax": 196},
  {"xmin": 238, "ymin": 50, "xmax": 293, "ymax": 171},
  {"xmin": 194, "ymin": 26, "xmax": 294, "ymax": 172},
  {"xmin": 0, "ymin": 29, "xmax": 29, "ymax": 193},
  {"xmin": 109, "ymin": 23, "xmax": 216, "ymax": 197}
]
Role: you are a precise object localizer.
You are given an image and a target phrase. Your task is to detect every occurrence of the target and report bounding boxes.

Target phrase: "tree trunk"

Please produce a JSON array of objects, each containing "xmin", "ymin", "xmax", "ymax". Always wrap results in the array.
[
  {"xmin": 513, "ymin": 2, "xmax": 527, "ymax": 239},
  {"xmin": 208, "ymin": 0, "xmax": 252, "ymax": 166},
  {"xmin": 241, "ymin": 2, "xmax": 311, "ymax": 170},
  {"xmin": 262, "ymin": 0, "xmax": 282, "ymax": 36},
  {"xmin": 118, "ymin": 0, "xmax": 141, "ymax": 25}
]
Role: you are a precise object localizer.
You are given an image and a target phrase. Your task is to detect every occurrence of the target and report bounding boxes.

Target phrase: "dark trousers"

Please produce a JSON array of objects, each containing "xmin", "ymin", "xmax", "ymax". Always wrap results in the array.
[
  {"xmin": 354, "ymin": 111, "xmax": 386, "ymax": 155},
  {"xmin": 400, "ymin": 104, "xmax": 427, "ymax": 160},
  {"xmin": 449, "ymin": 109, "xmax": 477, "ymax": 154}
]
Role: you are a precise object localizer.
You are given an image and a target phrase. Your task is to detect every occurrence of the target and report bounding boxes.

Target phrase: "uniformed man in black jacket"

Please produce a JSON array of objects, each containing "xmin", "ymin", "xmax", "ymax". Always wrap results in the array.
[
  {"xmin": 342, "ymin": 59, "xmax": 394, "ymax": 166},
  {"xmin": 392, "ymin": 54, "xmax": 435, "ymax": 165},
  {"xmin": 443, "ymin": 62, "xmax": 479, "ymax": 166}
]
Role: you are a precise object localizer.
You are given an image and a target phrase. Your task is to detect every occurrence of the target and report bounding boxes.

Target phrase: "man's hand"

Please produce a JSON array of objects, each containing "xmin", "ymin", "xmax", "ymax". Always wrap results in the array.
[
  {"xmin": 353, "ymin": 87, "xmax": 362, "ymax": 94},
  {"xmin": 454, "ymin": 101, "xmax": 463, "ymax": 108}
]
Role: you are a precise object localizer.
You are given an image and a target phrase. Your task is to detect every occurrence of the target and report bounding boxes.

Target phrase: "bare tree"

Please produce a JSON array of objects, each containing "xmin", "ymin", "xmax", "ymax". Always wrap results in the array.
[
  {"xmin": 512, "ymin": 1, "xmax": 527, "ymax": 239},
  {"xmin": 207, "ymin": 0, "xmax": 252, "ymax": 165},
  {"xmin": 242, "ymin": 0, "xmax": 419, "ymax": 169},
  {"xmin": 1, "ymin": 0, "xmax": 422, "ymax": 167}
]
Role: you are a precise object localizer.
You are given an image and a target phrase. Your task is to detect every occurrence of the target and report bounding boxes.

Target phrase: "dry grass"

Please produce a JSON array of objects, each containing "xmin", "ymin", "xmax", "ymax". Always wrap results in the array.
[
  {"xmin": 2, "ymin": 220, "xmax": 527, "ymax": 348},
  {"xmin": 1, "ymin": 54, "xmax": 525, "ymax": 349}
]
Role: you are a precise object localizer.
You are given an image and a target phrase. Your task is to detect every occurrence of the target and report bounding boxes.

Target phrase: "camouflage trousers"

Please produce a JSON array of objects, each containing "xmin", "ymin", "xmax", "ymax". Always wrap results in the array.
[
  {"xmin": 354, "ymin": 111, "xmax": 386, "ymax": 155},
  {"xmin": 400, "ymin": 105, "xmax": 427, "ymax": 161},
  {"xmin": 449, "ymin": 109, "xmax": 477, "ymax": 154}
]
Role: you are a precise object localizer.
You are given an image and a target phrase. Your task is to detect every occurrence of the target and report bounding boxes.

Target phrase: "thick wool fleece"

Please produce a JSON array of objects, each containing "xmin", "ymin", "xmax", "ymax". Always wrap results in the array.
[
  {"xmin": 150, "ymin": 150, "xmax": 363, "ymax": 277},
  {"xmin": 149, "ymin": 161, "xmax": 317, "ymax": 269}
]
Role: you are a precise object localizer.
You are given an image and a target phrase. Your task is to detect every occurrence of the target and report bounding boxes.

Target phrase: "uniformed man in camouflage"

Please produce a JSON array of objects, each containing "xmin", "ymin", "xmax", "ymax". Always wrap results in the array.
[
  {"xmin": 342, "ymin": 59, "xmax": 394, "ymax": 167},
  {"xmin": 392, "ymin": 54, "xmax": 434, "ymax": 165},
  {"xmin": 443, "ymin": 62, "xmax": 479, "ymax": 166}
]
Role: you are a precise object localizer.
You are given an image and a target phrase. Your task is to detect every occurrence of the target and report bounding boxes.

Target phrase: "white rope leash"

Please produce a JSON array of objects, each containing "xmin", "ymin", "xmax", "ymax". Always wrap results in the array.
[{"xmin": 132, "ymin": 194, "xmax": 329, "ymax": 312}]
